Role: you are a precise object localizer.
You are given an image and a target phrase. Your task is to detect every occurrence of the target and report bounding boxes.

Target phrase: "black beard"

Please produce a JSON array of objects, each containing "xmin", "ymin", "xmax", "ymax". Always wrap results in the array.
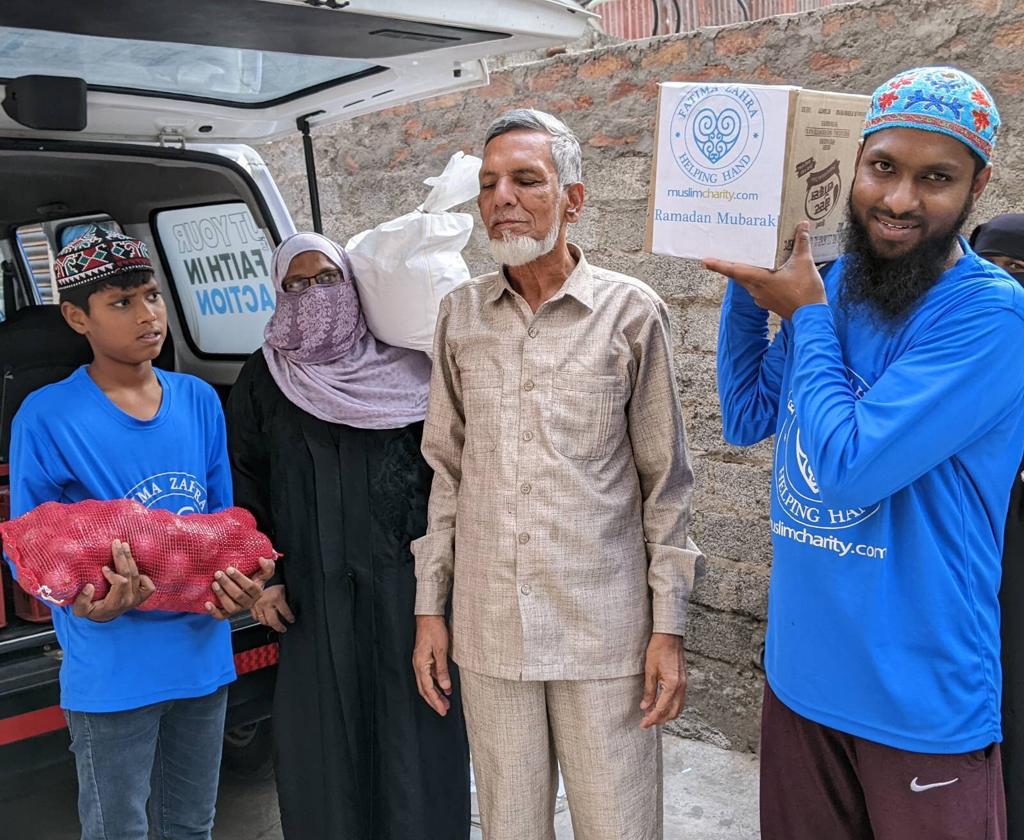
[{"xmin": 839, "ymin": 195, "xmax": 972, "ymax": 327}]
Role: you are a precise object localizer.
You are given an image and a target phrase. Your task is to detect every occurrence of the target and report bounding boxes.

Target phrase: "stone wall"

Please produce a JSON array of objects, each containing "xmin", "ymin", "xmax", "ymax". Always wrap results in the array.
[{"xmin": 259, "ymin": 0, "xmax": 1024, "ymax": 751}]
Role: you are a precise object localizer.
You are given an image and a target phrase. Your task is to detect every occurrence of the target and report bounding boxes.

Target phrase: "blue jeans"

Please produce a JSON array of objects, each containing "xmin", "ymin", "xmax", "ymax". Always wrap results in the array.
[{"xmin": 65, "ymin": 686, "xmax": 228, "ymax": 840}]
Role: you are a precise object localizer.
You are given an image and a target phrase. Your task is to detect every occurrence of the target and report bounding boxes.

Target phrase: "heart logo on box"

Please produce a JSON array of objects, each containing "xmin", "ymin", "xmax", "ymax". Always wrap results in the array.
[
  {"xmin": 691, "ymin": 107, "xmax": 742, "ymax": 164},
  {"xmin": 669, "ymin": 86, "xmax": 764, "ymax": 185}
]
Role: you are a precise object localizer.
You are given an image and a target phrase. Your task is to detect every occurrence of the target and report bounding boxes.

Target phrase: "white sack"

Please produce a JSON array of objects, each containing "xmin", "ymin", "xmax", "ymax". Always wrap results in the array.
[{"xmin": 346, "ymin": 152, "xmax": 482, "ymax": 353}]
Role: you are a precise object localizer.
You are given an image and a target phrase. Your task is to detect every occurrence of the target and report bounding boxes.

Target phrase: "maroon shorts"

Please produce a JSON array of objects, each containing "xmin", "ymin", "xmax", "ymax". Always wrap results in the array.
[{"xmin": 760, "ymin": 682, "xmax": 1006, "ymax": 840}]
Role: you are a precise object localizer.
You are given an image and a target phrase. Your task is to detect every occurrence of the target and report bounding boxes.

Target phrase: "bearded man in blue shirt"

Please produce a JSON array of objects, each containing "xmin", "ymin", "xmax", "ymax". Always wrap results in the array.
[{"xmin": 708, "ymin": 67, "xmax": 1021, "ymax": 839}]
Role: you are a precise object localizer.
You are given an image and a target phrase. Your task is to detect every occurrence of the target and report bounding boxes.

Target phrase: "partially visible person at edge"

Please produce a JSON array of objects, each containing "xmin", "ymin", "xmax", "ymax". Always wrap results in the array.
[
  {"xmin": 708, "ymin": 67, "xmax": 1022, "ymax": 839},
  {"xmin": 974, "ymin": 214, "xmax": 1024, "ymax": 839},
  {"xmin": 8, "ymin": 228, "xmax": 273, "ymax": 840},
  {"xmin": 228, "ymin": 232, "xmax": 470, "ymax": 840},
  {"xmin": 973, "ymin": 213, "xmax": 1024, "ymax": 281},
  {"xmin": 411, "ymin": 108, "xmax": 703, "ymax": 840}
]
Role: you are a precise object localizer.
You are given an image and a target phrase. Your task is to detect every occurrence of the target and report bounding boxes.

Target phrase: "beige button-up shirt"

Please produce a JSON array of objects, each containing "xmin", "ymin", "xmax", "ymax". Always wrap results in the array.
[{"xmin": 412, "ymin": 245, "xmax": 702, "ymax": 681}]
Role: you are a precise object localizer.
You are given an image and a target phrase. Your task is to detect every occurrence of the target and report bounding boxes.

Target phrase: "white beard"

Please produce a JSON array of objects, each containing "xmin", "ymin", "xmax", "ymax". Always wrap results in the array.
[{"xmin": 488, "ymin": 221, "xmax": 561, "ymax": 267}]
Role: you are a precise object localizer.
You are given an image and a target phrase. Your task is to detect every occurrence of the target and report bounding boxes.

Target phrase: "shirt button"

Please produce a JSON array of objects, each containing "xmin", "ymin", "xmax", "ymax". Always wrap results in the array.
[
  {"xmin": 523, "ymin": 380, "xmax": 535, "ymax": 392},
  {"xmin": 520, "ymin": 583, "xmax": 532, "ymax": 595},
  {"xmin": 520, "ymin": 483, "xmax": 532, "ymax": 495},
  {"xmin": 528, "ymin": 328, "xmax": 539, "ymax": 338},
  {"xmin": 522, "ymin": 431, "xmax": 533, "ymax": 442},
  {"xmin": 518, "ymin": 532, "xmax": 530, "ymax": 545}
]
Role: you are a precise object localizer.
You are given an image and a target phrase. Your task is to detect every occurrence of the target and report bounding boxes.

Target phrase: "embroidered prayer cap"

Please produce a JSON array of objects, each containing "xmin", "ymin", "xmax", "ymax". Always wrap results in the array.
[
  {"xmin": 862, "ymin": 67, "xmax": 999, "ymax": 164},
  {"xmin": 54, "ymin": 228, "xmax": 153, "ymax": 294}
]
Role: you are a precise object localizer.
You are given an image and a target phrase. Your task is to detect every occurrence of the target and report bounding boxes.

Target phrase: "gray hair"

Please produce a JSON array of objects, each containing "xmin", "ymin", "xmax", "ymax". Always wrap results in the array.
[{"xmin": 484, "ymin": 108, "xmax": 583, "ymax": 187}]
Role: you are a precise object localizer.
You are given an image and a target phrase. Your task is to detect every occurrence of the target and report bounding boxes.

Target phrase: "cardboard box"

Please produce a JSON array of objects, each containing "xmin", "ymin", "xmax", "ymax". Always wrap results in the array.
[{"xmin": 645, "ymin": 82, "xmax": 870, "ymax": 268}]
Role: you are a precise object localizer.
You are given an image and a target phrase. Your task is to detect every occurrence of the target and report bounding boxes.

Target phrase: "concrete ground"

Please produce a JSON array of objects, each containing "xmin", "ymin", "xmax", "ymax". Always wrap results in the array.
[
  {"xmin": 473, "ymin": 736, "xmax": 760, "ymax": 839},
  {"xmin": 660, "ymin": 737, "xmax": 760, "ymax": 840},
  {"xmin": 227, "ymin": 735, "xmax": 763, "ymax": 839},
  {"xmin": 5, "ymin": 735, "xmax": 760, "ymax": 839}
]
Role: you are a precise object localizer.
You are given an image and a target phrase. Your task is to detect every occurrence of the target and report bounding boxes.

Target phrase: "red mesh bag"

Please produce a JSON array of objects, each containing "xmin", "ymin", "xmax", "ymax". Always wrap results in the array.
[{"xmin": 0, "ymin": 499, "xmax": 280, "ymax": 613}]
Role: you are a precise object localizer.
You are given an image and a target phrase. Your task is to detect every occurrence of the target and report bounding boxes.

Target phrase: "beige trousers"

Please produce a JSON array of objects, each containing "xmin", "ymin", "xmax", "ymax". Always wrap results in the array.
[{"xmin": 461, "ymin": 669, "xmax": 663, "ymax": 840}]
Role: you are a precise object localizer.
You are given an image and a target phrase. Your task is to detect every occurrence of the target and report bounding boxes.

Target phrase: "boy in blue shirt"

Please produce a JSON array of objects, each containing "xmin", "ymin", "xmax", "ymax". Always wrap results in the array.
[
  {"xmin": 707, "ymin": 68, "xmax": 1022, "ymax": 837},
  {"xmin": 8, "ymin": 228, "xmax": 274, "ymax": 840}
]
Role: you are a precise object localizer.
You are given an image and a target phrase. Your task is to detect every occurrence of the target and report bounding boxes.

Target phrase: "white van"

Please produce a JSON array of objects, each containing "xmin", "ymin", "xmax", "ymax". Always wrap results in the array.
[{"xmin": 0, "ymin": 0, "xmax": 593, "ymax": 784}]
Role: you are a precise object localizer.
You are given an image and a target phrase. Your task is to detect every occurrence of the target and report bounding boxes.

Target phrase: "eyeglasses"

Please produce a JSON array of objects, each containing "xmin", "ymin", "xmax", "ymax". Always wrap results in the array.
[{"xmin": 281, "ymin": 268, "xmax": 345, "ymax": 294}]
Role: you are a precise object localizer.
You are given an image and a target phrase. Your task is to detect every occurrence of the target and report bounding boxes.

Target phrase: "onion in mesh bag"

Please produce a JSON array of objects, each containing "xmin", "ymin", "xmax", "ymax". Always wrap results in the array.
[{"xmin": 0, "ymin": 499, "xmax": 280, "ymax": 613}]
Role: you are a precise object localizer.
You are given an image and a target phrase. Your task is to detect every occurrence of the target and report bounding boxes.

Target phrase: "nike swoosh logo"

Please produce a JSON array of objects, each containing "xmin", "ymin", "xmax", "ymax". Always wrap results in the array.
[{"xmin": 910, "ymin": 776, "xmax": 959, "ymax": 792}]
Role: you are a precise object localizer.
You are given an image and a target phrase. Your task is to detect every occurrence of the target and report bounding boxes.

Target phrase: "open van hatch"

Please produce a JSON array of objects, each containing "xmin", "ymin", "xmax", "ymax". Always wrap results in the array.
[{"xmin": 0, "ymin": 0, "xmax": 595, "ymax": 142}]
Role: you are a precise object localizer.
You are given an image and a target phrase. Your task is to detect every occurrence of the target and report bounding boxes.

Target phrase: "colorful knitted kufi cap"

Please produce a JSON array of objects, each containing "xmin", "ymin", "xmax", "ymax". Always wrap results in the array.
[
  {"xmin": 862, "ymin": 67, "xmax": 999, "ymax": 163},
  {"xmin": 54, "ymin": 228, "xmax": 153, "ymax": 293}
]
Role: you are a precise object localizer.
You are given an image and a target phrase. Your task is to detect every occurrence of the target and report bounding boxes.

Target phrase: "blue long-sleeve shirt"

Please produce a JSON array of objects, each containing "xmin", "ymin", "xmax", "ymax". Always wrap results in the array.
[
  {"xmin": 8, "ymin": 366, "xmax": 235, "ymax": 712},
  {"xmin": 718, "ymin": 239, "xmax": 1024, "ymax": 752}
]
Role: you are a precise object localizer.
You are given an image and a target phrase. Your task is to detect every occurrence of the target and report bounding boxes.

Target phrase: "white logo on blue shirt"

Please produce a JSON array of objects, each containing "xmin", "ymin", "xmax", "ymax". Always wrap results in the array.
[
  {"xmin": 124, "ymin": 472, "xmax": 208, "ymax": 515},
  {"xmin": 775, "ymin": 368, "xmax": 880, "ymax": 530}
]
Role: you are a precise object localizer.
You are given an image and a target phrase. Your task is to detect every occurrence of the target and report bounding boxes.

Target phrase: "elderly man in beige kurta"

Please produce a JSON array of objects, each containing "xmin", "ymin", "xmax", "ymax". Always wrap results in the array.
[{"xmin": 412, "ymin": 108, "xmax": 702, "ymax": 840}]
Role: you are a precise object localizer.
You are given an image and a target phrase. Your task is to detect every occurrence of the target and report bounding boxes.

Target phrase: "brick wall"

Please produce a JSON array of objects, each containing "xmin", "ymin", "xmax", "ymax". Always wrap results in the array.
[
  {"xmin": 259, "ymin": 0, "xmax": 1024, "ymax": 751},
  {"xmin": 596, "ymin": 0, "xmax": 851, "ymax": 39}
]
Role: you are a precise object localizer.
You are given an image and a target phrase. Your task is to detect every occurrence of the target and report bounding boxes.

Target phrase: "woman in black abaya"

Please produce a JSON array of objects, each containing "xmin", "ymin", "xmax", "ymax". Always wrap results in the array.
[{"xmin": 226, "ymin": 232, "xmax": 469, "ymax": 840}]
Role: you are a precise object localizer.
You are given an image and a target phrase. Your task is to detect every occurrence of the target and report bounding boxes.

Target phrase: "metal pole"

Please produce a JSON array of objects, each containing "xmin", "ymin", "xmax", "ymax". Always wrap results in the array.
[{"xmin": 297, "ymin": 111, "xmax": 326, "ymax": 234}]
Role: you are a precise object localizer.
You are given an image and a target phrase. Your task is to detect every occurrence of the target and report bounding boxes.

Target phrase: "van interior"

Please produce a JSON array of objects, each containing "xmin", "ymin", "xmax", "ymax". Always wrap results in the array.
[{"xmin": 0, "ymin": 138, "xmax": 278, "ymax": 638}]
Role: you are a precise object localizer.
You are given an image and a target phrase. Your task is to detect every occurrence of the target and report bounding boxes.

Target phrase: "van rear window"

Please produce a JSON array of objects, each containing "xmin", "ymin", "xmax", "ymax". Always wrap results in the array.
[
  {"xmin": 154, "ymin": 203, "xmax": 276, "ymax": 357},
  {"xmin": 0, "ymin": 26, "xmax": 381, "ymax": 107}
]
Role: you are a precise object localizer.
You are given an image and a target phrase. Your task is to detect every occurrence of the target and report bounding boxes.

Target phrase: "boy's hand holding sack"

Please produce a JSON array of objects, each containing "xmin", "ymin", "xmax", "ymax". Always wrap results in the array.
[{"xmin": 0, "ymin": 499, "xmax": 280, "ymax": 616}]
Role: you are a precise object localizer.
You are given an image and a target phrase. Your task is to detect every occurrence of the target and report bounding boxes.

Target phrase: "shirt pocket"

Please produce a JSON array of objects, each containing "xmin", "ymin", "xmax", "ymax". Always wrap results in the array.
[
  {"xmin": 548, "ymin": 371, "xmax": 626, "ymax": 460},
  {"xmin": 461, "ymin": 369, "xmax": 502, "ymax": 455}
]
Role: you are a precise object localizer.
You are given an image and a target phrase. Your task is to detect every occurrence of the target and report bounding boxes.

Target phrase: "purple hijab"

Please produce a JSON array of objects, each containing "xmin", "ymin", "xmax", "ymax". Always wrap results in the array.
[{"xmin": 262, "ymin": 232, "xmax": 431, "ymax": 429}]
